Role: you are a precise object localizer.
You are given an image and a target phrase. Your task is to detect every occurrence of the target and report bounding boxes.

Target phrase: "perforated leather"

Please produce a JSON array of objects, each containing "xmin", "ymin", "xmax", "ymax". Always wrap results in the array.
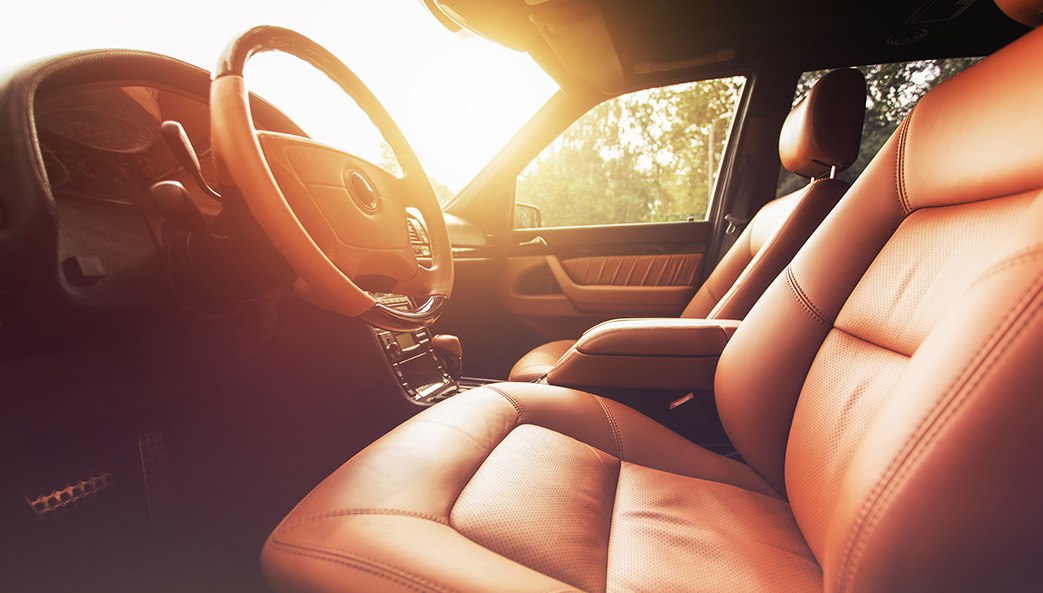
[
  {"xmin": 609, "ymin": 464, "xmax": 821, "ymax": 593},
  {"xmin": 716, "ymin": 23, "xmax": 1043, "ymax": 592},
  {"xmin": 264, "ymin": 385, "xmax": 805, "ymax": 593},
  {"xmin": 451, "ymin": 425, "xmax": 617, "ymax": 592}
]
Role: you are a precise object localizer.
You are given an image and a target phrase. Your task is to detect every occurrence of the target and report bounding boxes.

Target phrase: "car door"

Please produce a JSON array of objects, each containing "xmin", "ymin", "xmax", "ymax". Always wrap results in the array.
[{"xmin": 435, "ymin": 75, "xmax": 751, "ymax": 379}]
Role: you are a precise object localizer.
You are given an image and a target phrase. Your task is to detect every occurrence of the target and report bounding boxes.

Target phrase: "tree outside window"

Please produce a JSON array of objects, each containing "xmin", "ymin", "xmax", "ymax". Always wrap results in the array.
[{"xmin": 516, "ymin": 77, "xmax": 746, "ymax": 228}]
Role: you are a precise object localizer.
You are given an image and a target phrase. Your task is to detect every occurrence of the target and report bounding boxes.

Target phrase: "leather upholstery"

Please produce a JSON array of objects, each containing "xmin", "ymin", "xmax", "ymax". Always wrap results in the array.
[
  {"xmin": 263, "ymin": 22, "xmax": 1043, "ymax": 593},
  {"xmin": 545, "ymin": 319, "xmax": 739, "ymax": 392},
  {"xmin": 560, "ymin": 253, "xmax": 702, "ymax": 286},
  {"xmin": 567, "ymin": 318, "xmax": 739, "ymax": 357},
  {"xmin": 686, "ymin": 177, "xmax": 849, "ymax": 321},
  {"xmin": 262, "ymin": 385, "xmax": 813, "ymax": 593},
  {"xmin": 713, "ymin": 25, "xmax": 1043, "ymax": 591},
  {"xmin": 509, "ymin": 339, "xmax": 573, "ymax": 382},
  {"xmin": 778, "ymin": 68, "xmax": 866, "ymax": 179},
  {"xmin": 509, "ymin": 69, "xmax": 865, "ymax": 382}
]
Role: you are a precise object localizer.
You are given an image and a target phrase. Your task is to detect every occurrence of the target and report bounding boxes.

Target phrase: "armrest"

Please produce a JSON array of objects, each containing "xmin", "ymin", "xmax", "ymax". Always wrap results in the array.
[{"xmin": 546, "ymin": 318, "xmax": 740, "ymax": 392}]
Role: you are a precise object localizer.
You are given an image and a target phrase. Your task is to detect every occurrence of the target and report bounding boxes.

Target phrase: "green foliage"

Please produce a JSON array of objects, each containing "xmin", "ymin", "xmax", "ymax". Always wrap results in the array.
[
  {"xmin": 777, "ymin": 57, "xmax": 981, "ymax": 196},
  {"xmin": 517, "ymin": 77, "xmax": 745, "ymax": 228}
]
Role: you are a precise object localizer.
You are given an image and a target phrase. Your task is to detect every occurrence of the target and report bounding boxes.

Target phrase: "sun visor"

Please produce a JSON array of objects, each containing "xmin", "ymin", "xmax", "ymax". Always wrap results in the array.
[
  {"xmin": 423, "ymin": 0, "xmax": 623, "ymax": 95},
  {"xmin": 430, "ymin": 0, "xmax": 541, "ymax": 51},
  {"xmin": 529, "ymin": 2, "xmax": 624, "ymax": 95}
]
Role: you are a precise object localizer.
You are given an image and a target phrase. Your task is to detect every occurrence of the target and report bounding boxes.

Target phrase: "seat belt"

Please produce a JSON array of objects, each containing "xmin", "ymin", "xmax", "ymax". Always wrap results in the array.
[{"xmin": 716, "ymin": 153, "xmax": 765, "ymax": 259}]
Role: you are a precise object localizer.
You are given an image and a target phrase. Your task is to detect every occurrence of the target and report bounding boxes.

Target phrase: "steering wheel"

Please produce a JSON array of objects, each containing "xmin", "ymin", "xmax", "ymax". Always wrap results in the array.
[{"xmin": 209, "ymin": 26, "xmax": 452, "ymax": 330}]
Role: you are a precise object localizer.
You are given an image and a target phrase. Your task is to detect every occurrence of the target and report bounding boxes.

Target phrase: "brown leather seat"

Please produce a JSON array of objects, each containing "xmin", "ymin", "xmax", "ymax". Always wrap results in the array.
[
  {"xmin": 261, "ymin": 5, "xmax": 1043, "ymax": 592},
  {"xmin": 509, "ymin": 67, "xmax": 867, "ymax": 381}
]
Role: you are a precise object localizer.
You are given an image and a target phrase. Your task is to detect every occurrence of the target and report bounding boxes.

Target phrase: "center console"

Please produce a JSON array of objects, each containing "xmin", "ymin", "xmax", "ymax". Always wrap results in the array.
[
  {"xmin": 370, "ymin": 294, "xmax": 491, "ymax": 404},
  {"xmin": 545, "ymin": 318, "xmax": 741, "ymax": 392}
]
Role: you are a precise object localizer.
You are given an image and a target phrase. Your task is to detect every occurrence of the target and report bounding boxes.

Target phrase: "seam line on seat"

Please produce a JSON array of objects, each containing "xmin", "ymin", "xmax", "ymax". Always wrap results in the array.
[
  {"xmin": 705, "ymin": 282, "xmax": 718, "ymax": 301},
  {"xmin": 896, "ymin": 115, "xmax": 912, "ymax": 215},
  {"xmin": 591, "ymin": 395, "xmax": 624, "ymax": 459},
  {"xmin": 972, "ymin": 244, "xmax": 1043, "ymax": 285},
  {"xmin": 835, "ymin": 263, "xmax": 1043, "ymax": 592},
  {"xmin": 277, "ymin": 508, "xmax": 449, "ymax": 534},
  {"xmin": 786, "ymin": 267, "xmax": 830, "ymax": 326},
  {"xmin": 272, "ymin": 528, "xmax": 587, "ymax": 593},
  {"xmin": 267, "ymin": 540, "xmax": 459, "ymax": 593},
  {"xmin": 485, "ymin": 385, "xmax": 528, "ymax": 423},
  {"xmin": 831, "ymin": 326, "xmax": 911, "ymax": 359},
  {"xmin": 602, "ymin": 461, "xmax": 624, "ymax": 593},
  {"xmin": 713, "ymin": 182, "xmax": 827, "ymax": 318}
]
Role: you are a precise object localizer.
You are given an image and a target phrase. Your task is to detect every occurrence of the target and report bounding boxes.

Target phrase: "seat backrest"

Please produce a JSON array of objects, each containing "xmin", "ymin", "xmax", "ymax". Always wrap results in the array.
[
  {"xmin": 716, "ymin": 14, "xmax": 1043, "ymax": 592},
  {"xmin": 683, "ymin": 67, "xmax": 866, "ymax": 320}
]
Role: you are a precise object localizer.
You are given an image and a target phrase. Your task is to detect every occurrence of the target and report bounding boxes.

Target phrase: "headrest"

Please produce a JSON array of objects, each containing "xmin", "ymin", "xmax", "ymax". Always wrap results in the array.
[
  {"xmin": 996, "ymin": 0, "xmax": 1043, "ymax": 26},
  {"xmin": 779, "ymin": 68, "xmax": 867, "ymax": 179}
]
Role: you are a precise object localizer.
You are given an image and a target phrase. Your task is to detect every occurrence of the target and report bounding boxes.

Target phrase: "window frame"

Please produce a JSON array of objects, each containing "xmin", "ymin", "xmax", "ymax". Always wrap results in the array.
[{"xmin": 506, "ymin": 72, "xmax": 754, "ymax": 231}]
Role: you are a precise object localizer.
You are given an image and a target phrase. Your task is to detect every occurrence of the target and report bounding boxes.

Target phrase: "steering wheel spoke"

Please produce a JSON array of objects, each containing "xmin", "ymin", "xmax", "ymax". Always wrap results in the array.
[
  {"xmin": 258, "ymin": 132, "xmax": 417, "ymax": 282},
  {"xmin": 211, "ymin": 26, "xmax": 452, "ymax": 329}
]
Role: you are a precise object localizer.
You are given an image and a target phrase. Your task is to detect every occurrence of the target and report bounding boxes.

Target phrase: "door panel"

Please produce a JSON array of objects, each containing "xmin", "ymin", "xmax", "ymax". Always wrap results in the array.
[
  {"xmin": 558, "ymin": 253, "xmax": 702, "ymax": 287},
  {"xmin": 547, "ymin": 255, "xmax": 697, "ymax": 314},
  {"xmin": 497, "ymin": 220, "xmax": 710, "ymax": 341}
]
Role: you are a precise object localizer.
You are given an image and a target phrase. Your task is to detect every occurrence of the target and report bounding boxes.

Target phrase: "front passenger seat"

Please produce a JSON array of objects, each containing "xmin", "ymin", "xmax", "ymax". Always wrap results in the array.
[
  {"xmin": 259, "ymin": 3, "xmax": 1043, "ymax": 590},
  {"xmin": 509, "ymin": 67, "xmax": 866, "ymax": 381}
]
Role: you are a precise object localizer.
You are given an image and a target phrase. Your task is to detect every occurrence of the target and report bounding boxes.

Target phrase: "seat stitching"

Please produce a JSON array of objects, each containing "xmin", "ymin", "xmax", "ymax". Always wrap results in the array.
[
  {"xmin": 485, "ymin": 385, "xmax": 528, "ymax": 423},
  {"xmin": 602, "ymin": 461, "xmax": 624, "ymax": 593},
  {"xmin": 271, "ymin": 532, "xmax": 585, "ymax": 593},
  {"xmin": 896, "ymin": 115, "xmax": 912, "ymax": 215},
  {"xmin": 972, "ymin": 244, "xmax": 1043, "ymax": 285},
  {"xmin": 786, "ymin": 267, "xmax": 830, "ymax": 326},
  {"xmin": 713, "ymin": 181, "xmax": 834, "ymax": 318},
  {"xmin": 831, "ymin": 326, "xmax": 910, "ymax": 359},
  {"xmin": 266, "ymin": 543, "xmax": 450, "ymax": 593},
  {"xmin": 591, "ymin": 394, "xmax": 624, "ymax": 459},
  {"xmin": 835, "ymin": 264, "xmax": 1043, "ymax": 592},
  {"xmin": 277, "ymin": 508, "xmax": 449, "ymax": 534},
  {"xmin": 701, "ymin": 281, "xmax": 719, "ymax": 302}
]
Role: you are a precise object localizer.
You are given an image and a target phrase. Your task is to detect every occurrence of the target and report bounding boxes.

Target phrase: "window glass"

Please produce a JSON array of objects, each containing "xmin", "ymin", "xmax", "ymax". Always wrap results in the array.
[
  {"xmin": 515, "ymin": 76, "xmax": 746, "ymax": 228},
  {"xmin": 776, "ymin": 57, "xmax": 981, "ymax": 196},
  {"xmin": 0, "ymin": 0, "xmax": 560, "ymax": 209}
]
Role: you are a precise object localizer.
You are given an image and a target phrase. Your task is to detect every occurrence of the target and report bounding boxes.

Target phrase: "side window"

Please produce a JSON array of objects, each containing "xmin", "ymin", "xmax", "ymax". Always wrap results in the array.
[
  {"xmin": 776, "ymin": 57, "xmax": 981, "ymax": 196},
  {"xmin": 515, "ymin": 76, "xmax": 746, "ymax": 229}
]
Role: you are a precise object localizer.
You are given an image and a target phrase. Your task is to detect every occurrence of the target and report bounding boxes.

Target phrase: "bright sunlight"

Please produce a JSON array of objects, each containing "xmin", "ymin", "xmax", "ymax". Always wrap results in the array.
[{"xmin": 1, "ymin": 0, "xmax": 559, "ymax": 196}]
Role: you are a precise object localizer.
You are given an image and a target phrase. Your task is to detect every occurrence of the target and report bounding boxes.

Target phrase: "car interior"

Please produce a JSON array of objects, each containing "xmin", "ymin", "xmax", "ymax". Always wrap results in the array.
[{"xmin": 1, "ymin": 0, "xmax": 1041, "ymax": 592}]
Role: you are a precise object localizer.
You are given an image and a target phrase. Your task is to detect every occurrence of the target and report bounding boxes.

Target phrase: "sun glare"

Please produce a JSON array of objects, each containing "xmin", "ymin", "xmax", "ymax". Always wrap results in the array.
[{"xmin": 2, "ymin": 0, "xmax": 559, "ymax": 194}]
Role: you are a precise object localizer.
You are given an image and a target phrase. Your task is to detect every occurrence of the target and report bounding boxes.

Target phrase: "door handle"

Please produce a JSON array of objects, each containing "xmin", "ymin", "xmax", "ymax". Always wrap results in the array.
[{"xmin": 517, "ymin": 236, "xmax": 548, "ymax": 247}]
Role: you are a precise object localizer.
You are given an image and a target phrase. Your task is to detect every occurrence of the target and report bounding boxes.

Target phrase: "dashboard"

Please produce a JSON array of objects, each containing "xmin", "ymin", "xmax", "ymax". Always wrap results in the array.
[
  {"xmin": 0, "ymin": 51, "xmax": 463, "ymax": 443},
  {"xmin": 37, "ymin": 84, "xmax": 217, "ymax": 215}
]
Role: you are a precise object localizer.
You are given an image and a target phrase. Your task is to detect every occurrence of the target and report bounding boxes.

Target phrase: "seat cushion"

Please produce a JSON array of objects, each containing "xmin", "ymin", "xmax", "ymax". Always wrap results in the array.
[
  {"xmin": 261, "ymin": 384, "xmax": 821, "ymax": 593},
  {"xmin": 508, "ymin": 339, "xmax": 574, "ymax": 381}
]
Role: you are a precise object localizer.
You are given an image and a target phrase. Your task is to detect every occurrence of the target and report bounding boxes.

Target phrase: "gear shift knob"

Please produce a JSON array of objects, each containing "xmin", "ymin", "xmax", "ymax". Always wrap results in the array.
[{"xmin": 432, "ymin": 334, "xmax": 462, "ymax": 384}]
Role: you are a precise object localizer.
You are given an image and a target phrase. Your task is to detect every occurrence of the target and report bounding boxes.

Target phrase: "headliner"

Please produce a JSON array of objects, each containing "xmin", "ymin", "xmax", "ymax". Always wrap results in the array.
[{"xmin": 424, "ymin": 0, "xmax": 1030, "ymax": 94}]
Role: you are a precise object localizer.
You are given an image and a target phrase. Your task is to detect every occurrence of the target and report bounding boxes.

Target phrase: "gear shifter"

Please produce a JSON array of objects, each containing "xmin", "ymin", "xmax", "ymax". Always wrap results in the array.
[{"xmin": 431, "ymin": 334, "xmax": 462, "ymax": 386}]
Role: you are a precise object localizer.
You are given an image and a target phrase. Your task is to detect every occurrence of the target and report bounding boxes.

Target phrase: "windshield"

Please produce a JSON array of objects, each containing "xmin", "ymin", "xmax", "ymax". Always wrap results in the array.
[{"xmin": 2, "ymin": 0, "xmax": 559, "ymax": 200}]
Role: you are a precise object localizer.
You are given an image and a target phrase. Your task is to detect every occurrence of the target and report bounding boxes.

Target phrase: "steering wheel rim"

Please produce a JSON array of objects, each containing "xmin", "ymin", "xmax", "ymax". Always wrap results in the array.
[{"xmin": 210, "ymin": 26, "xmax": 452, "ymax": 330}]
